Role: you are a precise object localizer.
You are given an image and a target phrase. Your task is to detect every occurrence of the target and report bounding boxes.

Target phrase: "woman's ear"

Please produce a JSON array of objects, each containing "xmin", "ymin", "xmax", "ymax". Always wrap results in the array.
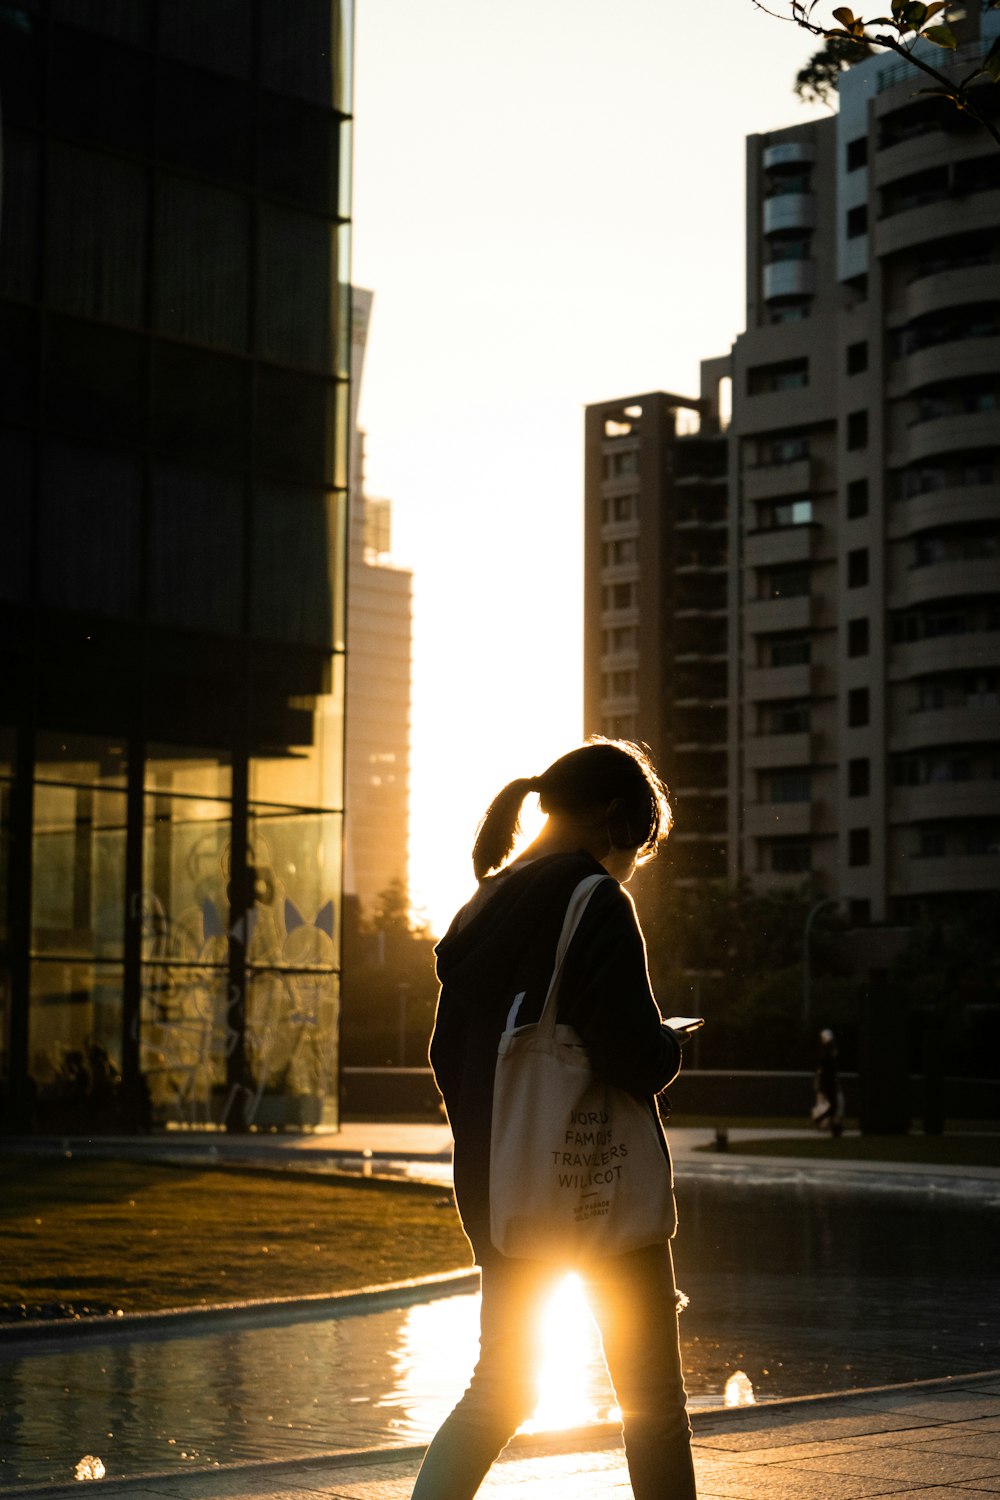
[{"xmin": 607, "ymin": 797, "xmax": 635, "ymax": 850}]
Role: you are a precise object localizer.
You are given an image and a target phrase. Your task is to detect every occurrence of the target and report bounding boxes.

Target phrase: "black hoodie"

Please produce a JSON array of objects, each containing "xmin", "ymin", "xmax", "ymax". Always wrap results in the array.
[{"xmin": 430, "ymin": 850, "xmax": 682, "ymax": 1264}]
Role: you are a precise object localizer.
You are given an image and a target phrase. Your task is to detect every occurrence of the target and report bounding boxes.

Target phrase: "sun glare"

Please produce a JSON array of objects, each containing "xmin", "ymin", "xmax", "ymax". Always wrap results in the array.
[{"xmin": 520, "ymin": 1273, "xmax": 619, "ymax": 1434}]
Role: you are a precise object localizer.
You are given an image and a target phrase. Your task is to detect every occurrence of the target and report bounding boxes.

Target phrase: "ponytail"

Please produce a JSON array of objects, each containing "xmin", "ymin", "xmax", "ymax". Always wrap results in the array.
[{"xmin": 472, "ymin": 776, "xmax": 539, "ymax": 880}]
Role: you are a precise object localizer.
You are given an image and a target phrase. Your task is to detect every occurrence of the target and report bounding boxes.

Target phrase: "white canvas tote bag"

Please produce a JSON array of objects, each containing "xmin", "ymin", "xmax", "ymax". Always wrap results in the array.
[{"xmin": 489, "ymin": 874, "xmax": 676, "ymax": 1261}]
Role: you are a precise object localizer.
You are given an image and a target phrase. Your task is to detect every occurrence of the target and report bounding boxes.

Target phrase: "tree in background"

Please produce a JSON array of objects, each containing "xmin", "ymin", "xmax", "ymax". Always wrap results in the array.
[
  {"xmin": 755, "ymin": 0, "xmax": 1000, "ymax": 141},
  {"xmin": 340, "ymin": 879, "xmax": 439, "ymax": 1068}
]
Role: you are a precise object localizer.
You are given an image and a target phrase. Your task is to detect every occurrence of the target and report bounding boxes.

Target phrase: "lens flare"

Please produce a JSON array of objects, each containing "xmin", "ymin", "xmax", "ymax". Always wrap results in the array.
[{"xmin": 521, "ymin": 1273, "xmax": 619, "ymax": 1434}]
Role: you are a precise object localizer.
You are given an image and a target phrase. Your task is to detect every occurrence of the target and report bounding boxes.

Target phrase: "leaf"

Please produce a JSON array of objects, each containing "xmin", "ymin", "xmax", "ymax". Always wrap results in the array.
[
  {"xmin": 922, "ymin": 1, "xmax": 947, "ymax": 17},
  {"xmin": 903, "ymin": 1, "xmax": 928, "ymax": 27},
  {"xmin": 984, "ymin": 34, "xmax": 1000, "ymax": 83},
  {"xmin": 923, "ymin": 22, "xmax": 958, "ymax": 46},
  {"xmin": 832, "ymin": 6, "xmax": 856, "ymax": 24}
]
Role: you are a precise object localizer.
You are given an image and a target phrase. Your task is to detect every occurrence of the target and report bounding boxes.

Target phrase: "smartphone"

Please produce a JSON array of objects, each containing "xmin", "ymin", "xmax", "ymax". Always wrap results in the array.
[{"xmin": 664, "ymin": 1015, "xmax": 705, "ymax": 1034}]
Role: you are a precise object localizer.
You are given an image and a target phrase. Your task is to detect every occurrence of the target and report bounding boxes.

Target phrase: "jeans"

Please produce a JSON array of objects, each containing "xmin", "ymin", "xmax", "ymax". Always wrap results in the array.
[{"xmin": 410, "ymin": 1243, "xmax": 697, "ymax": 1500}]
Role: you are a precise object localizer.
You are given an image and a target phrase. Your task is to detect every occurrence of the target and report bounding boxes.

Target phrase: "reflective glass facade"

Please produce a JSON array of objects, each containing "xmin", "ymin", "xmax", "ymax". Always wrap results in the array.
[{"xmin": 0, "ymin": 0, "xmax": 353, "ymax": 1132}]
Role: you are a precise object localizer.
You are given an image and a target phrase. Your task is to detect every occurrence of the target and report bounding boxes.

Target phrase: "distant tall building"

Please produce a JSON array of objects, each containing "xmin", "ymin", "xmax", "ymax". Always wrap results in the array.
[
  {"xmin": 0, "ymin": 1, "xmax": 354, "ymax": 1133},
  {"xmin": 583, "ymin": 375, "xmax": 730, "ymax": 891},
  {"xmin": 585, "ymin": 14, "xmax": 1000, "ymax": 948},
  {"xmin": 345, "ymin": 290, "xmax": 412, "ymax": 921},
  {"xmin": 729, "ymin": 17, "xmax": 1000, "ymax": 928}
]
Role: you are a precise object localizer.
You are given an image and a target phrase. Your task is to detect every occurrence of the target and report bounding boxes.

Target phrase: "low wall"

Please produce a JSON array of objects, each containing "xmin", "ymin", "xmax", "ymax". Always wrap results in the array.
[{"xmin": 340, "ymin": 1066, "xmax": 1000, "ymax": 1123}]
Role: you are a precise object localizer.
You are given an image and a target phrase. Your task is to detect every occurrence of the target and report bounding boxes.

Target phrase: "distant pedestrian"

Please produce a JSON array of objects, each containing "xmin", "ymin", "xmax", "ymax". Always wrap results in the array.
[
  {"xmin": 411, "ymin": 738, "xmax": 698, "ymax": 1500},
  {"xmin": 812, "ymin": 1027, "xmax": 845, "ymax": 1137}
]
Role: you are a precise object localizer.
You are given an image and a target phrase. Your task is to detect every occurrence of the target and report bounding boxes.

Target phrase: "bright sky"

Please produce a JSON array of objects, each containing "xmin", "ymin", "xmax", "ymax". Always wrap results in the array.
[{"xmin": 351, "ymin": 0, "xmax": 828, "ymax": 935}]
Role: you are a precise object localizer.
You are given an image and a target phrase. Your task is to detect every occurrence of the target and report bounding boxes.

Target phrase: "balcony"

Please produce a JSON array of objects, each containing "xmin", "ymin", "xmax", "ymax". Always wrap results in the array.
[
  {"xmin": 889, "ymin": 557, "xmax": 1000, "ymax": 611},
  {"xmin": 875, "ymin": 190, "xmax": 1000, "ymax": 259},
  {"xmin": 763, "ymin": 142, "xmax": 816, "ymax": 170},
  {"xmin": 905, "ymin": 264, "xmax": 1000, "ymax": 322},
  {"xmin": 898, "ymin": 337, "xmax": 1000, "ymax": 395},
  {"xmin": 744, "ymin": 801, "xmax": 814, "ymax": 838},
  {"xmin": 745, "ymin": 732, "xmax": 815, "ymax": 769},
  {"xmin": 745, "ymin": 594, "xmax": 814, "ymax": 636},
  {"xmin": 898, "ymin": 410, "xmax": 1000, "ymax": 465},
  {"xmin": 889, "ymin": 703, "xmax": 1000, "ymax": 752},
  {"xmin": 763, "ymin": 194, "xmax": 816, "ymax": 234},
  {"xmin": 745, "ymin": 524, "xmax": 818, "ymax": 570},
  {"xmin": 890, "ymin": 782, "xmax": 1000, "ymax": 823},
  {"xmin": 744, "ymin": 663, "xmax": 815, "ymax": 701},
  {"xmin": 890, "ymin": 631, "xmax": 1000, "ymax": 679},
  {"xmin": 887, "ymin": 486, "xmax": 998, "ymax": 540},
  {"xmin": 763, "ymin": 260, "xmax": 817, "ymax": 300},
  {"xmin": 742, "ymin": 458, "xmax": 813, "ymax": 503}
]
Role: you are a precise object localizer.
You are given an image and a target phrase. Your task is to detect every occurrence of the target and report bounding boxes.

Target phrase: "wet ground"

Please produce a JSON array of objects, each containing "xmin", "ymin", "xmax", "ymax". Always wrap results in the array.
[{"xmin": 2, "ymin": 1173, "xmax": 997, "ymax": 1489}]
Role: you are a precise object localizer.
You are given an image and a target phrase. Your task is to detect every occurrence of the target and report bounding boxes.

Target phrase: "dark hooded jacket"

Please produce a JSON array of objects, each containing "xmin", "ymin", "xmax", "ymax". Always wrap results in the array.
[{"xmin": 430, "ymin": 850, "xmax": 682, "ymax": 1264}]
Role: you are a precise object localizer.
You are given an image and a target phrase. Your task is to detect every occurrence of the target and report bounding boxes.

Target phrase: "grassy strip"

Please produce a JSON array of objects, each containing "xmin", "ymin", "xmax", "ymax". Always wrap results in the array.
[
  {"xmin": 0, "ymin": 1154, "xmax": 471, "ymax": 1316},
  {"xmin": 691, "ymin": 1133, "xmax": 1000, "ymax": 1167}
]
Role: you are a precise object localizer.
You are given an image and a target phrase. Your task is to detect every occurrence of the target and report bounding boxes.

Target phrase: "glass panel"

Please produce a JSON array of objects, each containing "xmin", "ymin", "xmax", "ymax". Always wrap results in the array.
[
  {"xmin": 254, "ymin": 367, "xmax": 335, "ymax": 484},
  {"xmin": 247, "ymin": 807, "xmax": 342, "ymax": 960},
  {"xmin": 0, "ymin": 304, "xmax": 37, "ymax": 427},
  {"xmin": 39, "ymin": 440, "xmax": 141, "ymax": 617},
  {"xmin": 256, "ymin": 205, "xmax": 335, "ymax": 368},
  {"xmin": 250, "ymin": 652, "xmax": 344, "ymax": 811},
  {"xmin": 44, "ymin": 143, "xmax": 147, "ymax": 324},
  {"xmin": 140, "ymin": 962, "xmax": 229, "ymax": 1127},
  {"xmin": 35, "ymin": 732, "xmax": 128, "ymax": 788},
  {"xmin": 154, "ymin": 175, "xmax": 250, "ymax": 351},
  {"xmin": 49, "ymin": 26, "xmax": 151, "ymax": 155},
  {"xmin": 151, "ymin": 342, "xmax": 250, "ymax": 468},
  {"xmin": 50, "ymin": 0, "xmax": 152, "ymax": 44},
  {"xmin": 336, "ymin": 228, "xmax": 352, "ymax": 381},
  {"xmin": 157, "ymin": 0, "xmax": 253, "ymax": 79},
  {"xmin": 149, "ymin": 460, "xmax": 244, "ymax": 634},
  {"xmin": 0, "ymin": 130, "xmax": 40, "ymax": 301},
  {"xmin": 29, "ymin": 960, "xmax": 124, "ymax": 1130},
  {"xmin": 256, "ymin": 94, "xmax": 338, "ymax": 215},
  {"xmin": 334, "ymin": 380, "xmax": 349, "ymax": 490},
  {"xmin": 335, "ymin": 0, "xmax": 354, "ymax": 114},
  {"xmin": 31, "ymin": 784, "xmax": 127, "ymax": 960},
  {"xmin": 0, "ymin": 430, "xmax": 32, "ymax": 604},
  {"xmin": 259, "ymin": 0, "xmax": 338, "ymax": 106},
  {"xmin": 251, "ymin": 484, "xmax": 344, "ymax": 647},
  {"xmin": 145, "ymin": 746, "xmax": 232, "ymax": 801},
  {"xmin": 246, "ymin": 968, "xmax": 338, "ymax": 1125},
  {"xmin": 155, "ymin": 62, "xmax": 254, "ymax": 186},
  {"xmin": 45, "ymin": 316, "xmax": 145, "ymax": 445},
  {"xmin": 338, "ymin": 116, "xmax": 352, "ymax": 220}
]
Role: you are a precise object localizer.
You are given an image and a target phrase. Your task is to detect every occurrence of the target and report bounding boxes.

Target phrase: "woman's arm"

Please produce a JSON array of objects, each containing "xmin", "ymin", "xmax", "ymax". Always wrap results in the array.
[{"xmin": 559, "ymin": 879, "xmax": 682, "ymax": 1097}]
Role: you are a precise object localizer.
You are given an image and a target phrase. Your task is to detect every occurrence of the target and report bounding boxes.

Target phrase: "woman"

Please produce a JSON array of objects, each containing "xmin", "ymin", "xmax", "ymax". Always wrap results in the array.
[{"xmin": 412, "ymin": 739, "xmax": 698, "ymax": 1500}]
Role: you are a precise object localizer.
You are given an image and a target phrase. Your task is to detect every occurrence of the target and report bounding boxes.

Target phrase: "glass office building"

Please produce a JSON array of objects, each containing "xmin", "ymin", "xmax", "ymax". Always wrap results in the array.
[{"xmin": 0, "ymin": 1, "xmax": 353, "ymax": 1133}]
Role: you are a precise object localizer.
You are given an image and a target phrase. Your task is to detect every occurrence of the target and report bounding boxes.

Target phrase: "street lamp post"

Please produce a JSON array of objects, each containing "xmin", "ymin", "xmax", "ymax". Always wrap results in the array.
[{"xmin": 802, "ymin": 895, "xmax": 839, "ymax": 1033}]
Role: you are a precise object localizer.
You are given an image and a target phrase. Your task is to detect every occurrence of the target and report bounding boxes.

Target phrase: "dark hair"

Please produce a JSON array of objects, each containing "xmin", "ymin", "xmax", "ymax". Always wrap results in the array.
[{"xmin": 471, "ymin": 738, "xmax": 672, "ymax": 880}]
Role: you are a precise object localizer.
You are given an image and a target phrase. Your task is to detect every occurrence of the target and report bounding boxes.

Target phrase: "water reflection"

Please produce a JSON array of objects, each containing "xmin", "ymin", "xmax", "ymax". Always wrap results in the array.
[{"xmin": 1, "ymin": 1177, "xmax": 997, "ymax": 1488}]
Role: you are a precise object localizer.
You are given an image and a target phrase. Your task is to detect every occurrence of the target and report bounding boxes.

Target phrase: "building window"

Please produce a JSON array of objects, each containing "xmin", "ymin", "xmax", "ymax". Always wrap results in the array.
[
  {"xmin": 603, "ymin": 624, "xmax": 639, "ymax": 655},
  {"xmin": 846, "ymin": 341, "xmax": 868, "ymax": 375},
  {"xmin": 768, "ymin": 235, "xmax": 812, "ymax": 263},
  {"xmin": 848, "ymin": 617, "xmax": 870, "ymax": 657},
  {"xmin": 848, "ymin": 687, "xmax": 870, "ymax": 727},
  {"xmin": 918, "ymin": 829, "xmax": 947, "ymax": 858},
  {"xmin": 848, "ymin": 757, "xmax": 870, "ymax": 797},
  {"xmin": 602, "ymin": 493, "xmax": 637, "ymax": 524},
  {"xmin": 603, "ymin": 449, "xmax": 638, "ymax": 479},
  {"xmin": 769, "ymin": 301, "xmax": 811, "ymax": 325},
  {"xmin": 764, "ymin": 498, "xmax": 813, "ymax": 528},
  {"xmin": 764, "ymin": 700, "xmax": 811, "ymax": 734},
  {"xmin": 770, "ymin": 841, "xmax": 812, "ymax": 873},
  {"xmin": 846, "ymin": 204, "xmax": 868, "ymax": 239},
  {"xmin": 849, "ymin": 898, "xmax": 871, "ymax": 925},
  {"xmin": 748, "ymin": 358, "xmax": 809, "ymax": 395},
  {"xmin": 769, "ymin": 771, "xmax": 812, "ymax": 803},
  {"xmin": 763, "ymin": 565, "xmax": 811, "ymax": 600},
  {"xmin": 846, "ymin": 478, "xmax": 869, "ymax": 518},
  {"xmin": 846, "ymin": 410, "xmax": 869, "ymax": 450},
  {"xmin": 846, "ymin": 136, "xmax": 868, "ymax": 171},
  {"xmin": 603, "ymin": 714, "xmax": 637, "ymax": 738},
  {"xmin": 602, "ymin": 582, "xmax": 637, "ymax": 611},
  {"xmin": 767, "ymin": 435, "xmax": 810, "ymax": 465},
  {"xmin": 602, "ymin": 538, "xmax": 638, "ymax": 567},
  {"xmin": 602, "ymin": 668, "xmax": 638, "ymax": 698},
  {"xmin": 847, "ymin": 548, "xmax": 869, "ymax": 588},
  {"xmin": 848, "ymin": 827, "xmax": 871, "ymax": 866},
  {"xmin": 769, "ymin": 635, "xmax": 811, "ymax": 666}
]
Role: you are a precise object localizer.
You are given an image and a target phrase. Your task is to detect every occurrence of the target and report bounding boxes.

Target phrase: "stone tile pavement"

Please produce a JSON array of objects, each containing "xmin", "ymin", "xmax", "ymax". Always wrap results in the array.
[{"xmin": 11, "ymin": 1373, "xmax": 1000, "ymax": 1500}]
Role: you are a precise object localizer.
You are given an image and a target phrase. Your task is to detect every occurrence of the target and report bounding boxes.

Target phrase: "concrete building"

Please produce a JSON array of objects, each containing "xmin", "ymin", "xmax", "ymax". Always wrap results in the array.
[
  {"xmin": 0, "ymin": 1, "xmax": 354, "ymax": 1133},
  {"xmin": 730, "ymin": 17, "xmax": 1000, "ymax": 928},
  {"xmin": 583, "ymin": 376, "xmax": 730, "ymax": 890}
]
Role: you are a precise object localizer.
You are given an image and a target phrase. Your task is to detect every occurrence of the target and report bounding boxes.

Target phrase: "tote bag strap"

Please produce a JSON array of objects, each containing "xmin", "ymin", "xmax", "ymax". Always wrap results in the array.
[{"xmin": 536, "ymin": 873, "xmax": 608, "ymax": 1040}]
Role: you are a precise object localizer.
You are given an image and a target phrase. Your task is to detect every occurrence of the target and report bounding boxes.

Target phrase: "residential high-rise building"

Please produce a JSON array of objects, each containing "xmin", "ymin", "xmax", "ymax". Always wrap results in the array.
[
  {"xmin": 0, "ymin": 1, "xmax": 354, "ymax": 1133},
  {"xmin": 583, "ymin": 373, "xmax": 730, "ymax": 896},
  {"xmin": 730, "ymin": 18, "xmax": 1000, "ymax": 929},
  {"xmin": 344, "ymin": 292, "xmax": 412, "ymax": 920}
]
